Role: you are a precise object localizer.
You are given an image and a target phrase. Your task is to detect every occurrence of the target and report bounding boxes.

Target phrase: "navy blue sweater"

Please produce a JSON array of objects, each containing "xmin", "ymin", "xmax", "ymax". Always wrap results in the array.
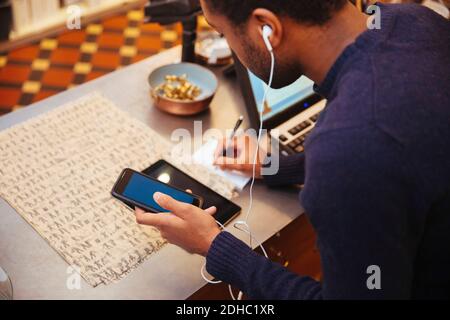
[{"xmin": 206, "ymin": 4, "xmax": 450, "ymax": 299}]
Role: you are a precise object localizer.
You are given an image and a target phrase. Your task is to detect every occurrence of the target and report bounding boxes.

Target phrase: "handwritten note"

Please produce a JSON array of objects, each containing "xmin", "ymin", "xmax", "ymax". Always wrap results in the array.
[{"xmin": 0, "ymin": 93, "xmax": 235, "ymax": 286}]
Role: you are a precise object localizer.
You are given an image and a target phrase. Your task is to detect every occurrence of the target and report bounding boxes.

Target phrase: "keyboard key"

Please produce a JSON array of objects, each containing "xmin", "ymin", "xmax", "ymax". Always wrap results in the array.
[
  {"xmin": 298, "ymin": 121, "xmax": 310, "ymax": 130},
  {"xmin": 289, "ymin": 121, "xmax": 311, "ymax": 136},
  {"xmin": 288, "ymin": 141, "xmax": 297, "ymax": 149},
  {"xmin": 288, "ymin": 127, "xmax": 299, "ymax": 136},
  {"xmin": 302, "ymin": 121, "xmax": 311, "ymax": 128},
  {"xmin": 310, "ymin": 114, "xmax": 320, "ymax": 122},
  {"xmin": 279, "ymin": 135, "xmax": 288, "ymax": 142},
  {"xmin": 295, "ymin": 145, "xmax": 304, "ymax": 153}
]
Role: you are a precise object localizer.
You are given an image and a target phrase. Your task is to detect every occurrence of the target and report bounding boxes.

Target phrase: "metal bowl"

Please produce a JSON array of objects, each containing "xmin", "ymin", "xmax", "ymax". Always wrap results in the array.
[{"xmin": 148, "ymin": 63, "xmax": 218, "ymax": 116}]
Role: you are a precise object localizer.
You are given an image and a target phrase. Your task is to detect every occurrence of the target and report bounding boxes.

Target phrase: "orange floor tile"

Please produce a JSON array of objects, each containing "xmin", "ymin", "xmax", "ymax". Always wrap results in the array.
[{"xmin": 0, "ymin": 9, "xmax": 187, "ymax": 115}]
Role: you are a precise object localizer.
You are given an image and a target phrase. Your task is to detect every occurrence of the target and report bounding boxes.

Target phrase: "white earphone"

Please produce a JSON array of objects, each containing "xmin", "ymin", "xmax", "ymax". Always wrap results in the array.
[
  {"xmin": 262, "ymin": 25, "xmax": 273, "ymax": 52},
  {"xmin": 201, "ymin": 24, "xmax": 275, "ymax": 301}
]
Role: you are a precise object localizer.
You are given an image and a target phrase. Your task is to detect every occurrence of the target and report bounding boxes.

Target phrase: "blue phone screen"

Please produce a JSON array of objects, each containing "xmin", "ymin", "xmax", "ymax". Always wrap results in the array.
[{"xmin": 122, "ymin": 172, "xmax": 195, "ymax": 212}]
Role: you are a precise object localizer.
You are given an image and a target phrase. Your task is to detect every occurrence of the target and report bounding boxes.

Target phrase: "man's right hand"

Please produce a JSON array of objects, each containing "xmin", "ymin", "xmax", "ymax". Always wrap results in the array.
[{"xmin": 213, "ymin": 134, "xmax": 267, "ymax": 179}]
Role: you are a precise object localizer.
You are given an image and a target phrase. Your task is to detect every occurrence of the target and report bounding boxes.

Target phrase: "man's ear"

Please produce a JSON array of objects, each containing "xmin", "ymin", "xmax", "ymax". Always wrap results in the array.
[{"xmin": 248, "ymin": 8, "xmax": 283, "ymax": 51}]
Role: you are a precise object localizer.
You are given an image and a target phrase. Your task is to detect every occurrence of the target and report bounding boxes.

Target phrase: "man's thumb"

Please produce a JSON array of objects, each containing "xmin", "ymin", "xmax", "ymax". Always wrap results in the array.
[{"xmin": 153, "ymin": 192, "xmax": 184, "ymax": 213}]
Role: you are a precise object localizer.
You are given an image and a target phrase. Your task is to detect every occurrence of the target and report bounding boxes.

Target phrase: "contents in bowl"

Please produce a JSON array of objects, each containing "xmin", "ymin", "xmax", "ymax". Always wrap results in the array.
[{"xmin": 155, "ymin": 74, "xmax": 202, "ymax": 101}]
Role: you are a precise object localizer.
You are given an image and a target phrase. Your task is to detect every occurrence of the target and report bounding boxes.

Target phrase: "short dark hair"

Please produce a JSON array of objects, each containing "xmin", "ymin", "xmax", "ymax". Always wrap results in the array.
[{"xmin": 205, "ymin": 0, "xmax": 348, "ymax": 26}]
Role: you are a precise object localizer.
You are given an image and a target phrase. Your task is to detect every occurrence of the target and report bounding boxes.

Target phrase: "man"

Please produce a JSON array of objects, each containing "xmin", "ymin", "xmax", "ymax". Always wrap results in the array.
[{"xmin": 135, "ymin": 0, "xmax": 450, "ymax": 299}]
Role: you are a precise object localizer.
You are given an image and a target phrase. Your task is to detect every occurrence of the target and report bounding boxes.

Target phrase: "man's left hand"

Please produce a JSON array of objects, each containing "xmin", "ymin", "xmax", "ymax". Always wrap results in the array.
[{"xmin": 135, "ymin": 192, "xmax": 221, "ymax": 256}]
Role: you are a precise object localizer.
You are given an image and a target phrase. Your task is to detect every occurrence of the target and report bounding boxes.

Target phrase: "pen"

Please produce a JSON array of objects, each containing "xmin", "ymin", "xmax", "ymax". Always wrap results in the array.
[
  {"xmin": 230, "ymin": 115, "xmax": 244, "ymax": 139},
  {"xmin": 222, "ymin": 115, "xmax": 244, "ymax": 157}
]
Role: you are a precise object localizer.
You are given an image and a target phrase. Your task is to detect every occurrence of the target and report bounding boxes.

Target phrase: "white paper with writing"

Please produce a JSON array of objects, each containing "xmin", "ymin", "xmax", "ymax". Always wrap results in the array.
[
  {"xmin": 192, "ymin": 139, "xmax": 251, "ymax": 191},
  {"xmin": 0, "ymin": 92, "xmax": 235, "ymax": 286}
]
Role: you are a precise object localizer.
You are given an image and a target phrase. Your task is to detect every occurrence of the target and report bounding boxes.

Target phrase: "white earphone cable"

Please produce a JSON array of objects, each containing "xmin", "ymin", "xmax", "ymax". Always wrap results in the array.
[
  {"xmin": 200, "ymin": 38, "xmax": 275, "ymax": 301},
  {"xmin": 243, "ymin": 49, "xmax": 275, "ymax": 224}
]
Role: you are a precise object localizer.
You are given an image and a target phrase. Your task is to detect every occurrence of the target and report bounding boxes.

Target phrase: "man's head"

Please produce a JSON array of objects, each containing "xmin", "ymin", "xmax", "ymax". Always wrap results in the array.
[{"xmin": 200, "ymin": 0, "xmax": 348, "ymax": 88}]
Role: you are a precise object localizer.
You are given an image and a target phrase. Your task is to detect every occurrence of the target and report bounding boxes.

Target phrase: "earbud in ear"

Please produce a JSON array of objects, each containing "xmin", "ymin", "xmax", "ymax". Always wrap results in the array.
[{"xmin": 262, "ymin": 25, "xmax": 273, "ymax": 52}]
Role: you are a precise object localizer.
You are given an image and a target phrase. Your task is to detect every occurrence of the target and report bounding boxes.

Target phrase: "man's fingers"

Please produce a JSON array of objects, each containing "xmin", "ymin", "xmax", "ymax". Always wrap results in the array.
[
  {"xmin": 153, "ymin": 192, "xmax": 189, "ymax": 217},
  {"xmin": 135, "ymin": 207, "xmax": 146, "ymax": 215},
  {"xmin": 214, "ymin": 136, "xmax": 242, "ymax": 159},
  {"xmin": 204, "ymin": 206, "xmax": 217, "ymax": 216},
  {"xmin": 186, "ymin": 189, "xmax": 192, "ymax": 194},
  {"xmin": 214, "ymin": 137, "xmax": 229, "ymax": 158},
  {"xmin": 214, "ymin": 156, "xmax": 246, "ymax": 171},
  {"xmin": 135, "ymin": 209, "xmax": 175, "ymax": 228}
]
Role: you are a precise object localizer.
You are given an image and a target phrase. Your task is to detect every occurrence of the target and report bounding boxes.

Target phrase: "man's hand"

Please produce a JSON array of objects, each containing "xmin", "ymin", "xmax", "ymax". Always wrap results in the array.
[
  {"xmin": 135, "ymin": 192, "xmax": 221, "ymax": 256},
  {"xmin": 213, "ymin": 134, "xmax": 267, "ymax": 179}
]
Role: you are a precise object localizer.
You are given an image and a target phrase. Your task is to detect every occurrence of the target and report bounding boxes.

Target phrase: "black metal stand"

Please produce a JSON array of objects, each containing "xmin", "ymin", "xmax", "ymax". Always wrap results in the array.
[
  {"xmin": 144, "ymin": 0, "xmax": 201, "ymax": 63},
  {"xmin": 0, "ymin": 1, "xmax": 12, "ymax": 41},
  {"xmin": 181, "ymin": 15, "xmax": 198, "ymax": 63}
]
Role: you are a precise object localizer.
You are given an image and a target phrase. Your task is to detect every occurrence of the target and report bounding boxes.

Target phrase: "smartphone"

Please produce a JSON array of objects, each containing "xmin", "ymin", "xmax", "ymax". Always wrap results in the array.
[
  {"xmin": 111, "ymin": 168, "xmax": 204, "ymax": 213},
  {"xmin": 142, "ymin": 160, "xmax": 241, "ymax": 226}
]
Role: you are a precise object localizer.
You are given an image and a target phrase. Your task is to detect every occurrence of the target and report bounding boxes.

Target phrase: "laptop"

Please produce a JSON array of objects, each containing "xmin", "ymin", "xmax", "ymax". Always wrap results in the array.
[{"xmin": 234, "ymin": 57, "xmax": 327, "ymax": 156}]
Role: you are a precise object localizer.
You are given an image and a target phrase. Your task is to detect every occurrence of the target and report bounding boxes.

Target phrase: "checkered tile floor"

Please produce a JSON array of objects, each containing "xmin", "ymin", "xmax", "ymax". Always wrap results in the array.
[{"xmin": 0, "ymin": 11, "xmax": 210, "ymax": 116}]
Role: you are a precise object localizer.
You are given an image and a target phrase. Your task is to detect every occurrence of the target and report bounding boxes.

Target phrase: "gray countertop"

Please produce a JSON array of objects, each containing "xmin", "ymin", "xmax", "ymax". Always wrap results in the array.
[{"xmin": 0, "ymin": 46, "xmax": 304, "ymax": 299}]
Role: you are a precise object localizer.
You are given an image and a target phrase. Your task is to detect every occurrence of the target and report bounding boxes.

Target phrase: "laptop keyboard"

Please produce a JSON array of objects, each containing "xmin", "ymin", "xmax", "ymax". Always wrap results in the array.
[
  {"xmin": 288, "ymin": 120, "xmax": 311, "ymax": 136},
  {"xmin": 288, "ymin": 134, "xmax": 308, "ymax": 153},
  {"xmin": 309, "ymin": 113, "xmax": 320, "ymax": 122},
  {"xmin": 278, "ymin": 112, "xmax": 322, "ymax": 154}
]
